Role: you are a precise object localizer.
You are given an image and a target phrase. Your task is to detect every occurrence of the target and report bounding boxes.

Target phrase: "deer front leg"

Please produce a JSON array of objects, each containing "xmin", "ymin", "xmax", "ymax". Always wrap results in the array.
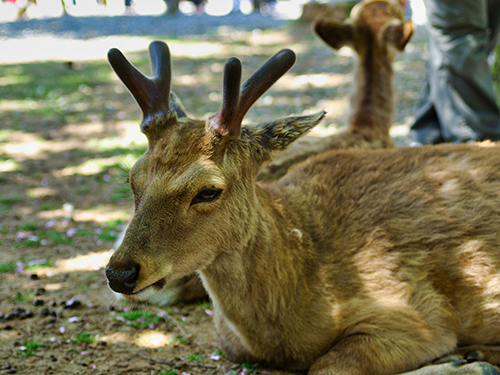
[
  {"xmin": 452, "ymin": 346, "xmax": 500, "ymax": 366},
  {"xmin": 308, "ymin": 332, "xmax": 456, "ymax": 375}
]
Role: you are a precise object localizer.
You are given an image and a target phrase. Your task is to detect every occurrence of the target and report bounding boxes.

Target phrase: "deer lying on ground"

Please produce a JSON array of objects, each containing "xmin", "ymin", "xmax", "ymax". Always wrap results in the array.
[
  {"xmin": 259, "ymin": 0, "xmax": 413, "ymax": 181},
  {"xmin": 104, "ymin": 40, "xmax": 500, "ymax": 375},
  {"xmin": 110, "ymin": 0, "xmax": 414, "ymax": 306}
]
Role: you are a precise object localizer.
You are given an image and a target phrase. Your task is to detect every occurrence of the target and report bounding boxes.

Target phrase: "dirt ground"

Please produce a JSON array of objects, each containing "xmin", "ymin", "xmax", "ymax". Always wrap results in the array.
[{"xmin": 0, "ymin": 15, "xmax": 428, "ymax": 375}]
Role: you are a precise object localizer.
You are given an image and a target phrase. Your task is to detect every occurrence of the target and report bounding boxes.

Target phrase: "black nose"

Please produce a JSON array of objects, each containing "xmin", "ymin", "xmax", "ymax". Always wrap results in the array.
[{"xmin": 105, "ymin": 263, "xmax": 139, "ymax": 295}]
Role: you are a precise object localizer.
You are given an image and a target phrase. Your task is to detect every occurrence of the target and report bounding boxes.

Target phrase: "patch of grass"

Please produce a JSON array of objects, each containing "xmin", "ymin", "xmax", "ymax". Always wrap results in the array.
[
  {"xmin": 176, "ymin": 337, "xmax": 186, "ymax": 344},
  {"xmin": 186, "ymin": 354, "xmax": 201, "ymax": 361},
  {"xmin": 76, "ymin": 186, "xmax": 90, "ymax": 195},
  {"xmin": 215, "ymin": 348, "xmax": 226, "ymax": 358},
  {"xmin": 14, "ymin": 237, "xmax": 42, "ymax": 248},
  {"xmin": 76, "ymin": 227, "xmax": 118, "ymax": 242},
  {"xmin": 494, "ymin": 45, "xmax": 500, "ymax": 107},
  {"xmin": 14, "ymin": 292, "xmax": 34, "ymax": 303},
  {"xmin": 16, "ymin": 340, "xmax": 44, "ymax": 358},
  {"xmin": 70, "ymin": 332, "xmax": 96, "ymax": 344},
  {"xmin": 42, "ymin": 230, "xmax": 73, "ymax": 244},
  {"xmin": 0, "ymin": 262, "xmax": 16, "ymax": 273},
  {"xmin": 0, "ymin": 158, "xmax": 19, "ymax": 173},
  {"xmin": 25, "ymin": 259, "xmax": 54, "ymax": 270},
  {"xmin": 14, "ymin": 229, "xmax": 73, "ymax": 248},
  {"xmin": 197, "ymin": 301, "xmax": 212, "ymax": 311},
  {"xmin": 118, "ymin": 310, "xmax": 164, "ymax": 330},
  {"xmin": 158, "ymin": 370, "xmax": 177, "ymax": 375},
  {"xmin": 17, "ymin": 222, "xmax": 40, "ymax": 231},
  {"xmin": 39, "ymin": 203, "xmax": 60, "ymax": 211},
  {"xmin": 0, "ymin": 196, "xmax": 22, "ymax": 211},
  {"xmin": 242, "ymin": 362, "xmax": 264, "ymax": 373}
]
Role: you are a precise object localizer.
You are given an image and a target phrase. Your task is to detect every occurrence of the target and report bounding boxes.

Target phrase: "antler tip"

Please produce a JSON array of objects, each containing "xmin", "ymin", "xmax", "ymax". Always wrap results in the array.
[
  {"xmin": 149, "ymin": 40, "xmax": 170, "ymax": 55},
  {"xmin": 107, "ymin": 47, "xmax": 123, "ymax": 64},
  {"xmin": 275, "ymin": 49, "xmax": 297, "ymax": 69}
]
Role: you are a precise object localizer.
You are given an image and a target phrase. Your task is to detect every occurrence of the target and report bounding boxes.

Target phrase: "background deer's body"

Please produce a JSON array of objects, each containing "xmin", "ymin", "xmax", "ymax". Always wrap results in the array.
[{"xmin": 261, "ymin": 0, "xmax": 413, "ymax": 181}]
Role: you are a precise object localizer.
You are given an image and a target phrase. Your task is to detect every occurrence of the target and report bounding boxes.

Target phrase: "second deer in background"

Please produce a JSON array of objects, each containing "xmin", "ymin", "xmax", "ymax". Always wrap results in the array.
[{"xmin": 259, "ymin": 0, "xmax": 413, "ymax": 180}]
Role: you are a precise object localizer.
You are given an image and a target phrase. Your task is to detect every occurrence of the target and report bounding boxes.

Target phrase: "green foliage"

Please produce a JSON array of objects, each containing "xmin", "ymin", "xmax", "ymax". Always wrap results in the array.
[
  {"xmin": 25, "ymin": 259, "xmax": 54, "ymax": 270},
  {"xmin": 186, "ymin": 354, "xmax": 201, "ymax": 361},
  {"xmin": 242, "ymin": 362, "xmax": 264, "ymax": 372},
  {"xmin": 17, "ymin": 222, "xmax": 40, "ymax": 231},
  {"xmin": 0, "ymin": 60, "xmax": 113, "ymax": 127},
  {"xmin": 13, "ymin": 222, "xmax": 122, "ymax": 249},
  {"xmin": 16, "ymin": 340, "xmax": 44, "ymax": 357},
  {"xmin": 39, "ymin": 203, "xmax": 60, "ymax": 211},
  {"xmin": 14, "ymin": 292, "xmax": 34, "ymax": 302},
  {"xmin": 0, "ymin": 262, "xmax": 16, "ymax": 273},
  {"xmin": 197, "ymin": 301, "xmax": 212, "ymax": 311},
  {"xmin": 158, "ymin": 370, "xmax": 177, "ymax": 375},
  {"xmin": 70, "ymin": 332, "xmax": 96, "ymax": 344},
  {"xmin": 493, "ymin": 44, "xmax": 500, "ymax": 106},
  {"xmin": 215, "ymin": 348, "xmax": 226, "ymax": 358},
  {"xmin": 0, "ymin": 196, "xmax": 22, "ymax": 211},
  {"xmin": 118, "ymin": 310, "xmax": 163, "ymax": 329}
]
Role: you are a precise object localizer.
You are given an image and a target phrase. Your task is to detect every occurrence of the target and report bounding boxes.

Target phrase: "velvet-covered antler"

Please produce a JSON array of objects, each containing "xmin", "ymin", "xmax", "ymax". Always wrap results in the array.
[
  {"xmin": 209, "ymin": 49, "xmax": 296, "ymax": 137},
  {"xmin": 108, "ymin": 41, "xmax": 172, "ymax": 131}
]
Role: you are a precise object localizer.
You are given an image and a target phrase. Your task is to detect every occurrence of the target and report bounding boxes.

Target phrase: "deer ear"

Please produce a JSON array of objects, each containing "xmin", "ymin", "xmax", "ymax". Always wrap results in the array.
[
  {"xmin": 314, "ymin": 19, "xmax": 354, "ymax": 50},
  {"xmin": 169, "ymin": 92, "xmax": 188, "ymax": 118},
  {"xmin": 255, "ymin": 111, "xmax": 326, "ymax": 152},
  {"xmin": 383, "ymin": 20, "xmax": 414, "ymax": 51}
]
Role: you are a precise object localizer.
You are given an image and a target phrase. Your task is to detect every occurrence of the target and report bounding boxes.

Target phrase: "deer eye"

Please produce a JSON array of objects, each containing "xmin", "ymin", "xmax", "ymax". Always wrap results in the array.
[{"xmin": 191, "ymin": 189, "xmax": 223, "ymax": 205}]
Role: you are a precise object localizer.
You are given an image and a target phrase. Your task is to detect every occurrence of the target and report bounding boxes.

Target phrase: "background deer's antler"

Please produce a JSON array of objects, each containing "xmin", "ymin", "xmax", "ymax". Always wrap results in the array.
[
  {"xmin": 209, "ymin": 49, "xmax": 296, "ymax": 137},
  {"xmin": 107, "ymin": 41, "xmax": 172, "ymax": 132}
]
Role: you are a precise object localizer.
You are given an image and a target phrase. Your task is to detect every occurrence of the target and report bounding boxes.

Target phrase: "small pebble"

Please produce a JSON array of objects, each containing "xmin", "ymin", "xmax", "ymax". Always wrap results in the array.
[
  {"xmin": 34, "ymin": 287, "xmax": 46, "ymax": 295},
  {"xmin": 63, "ymin": 298, "xmax": 82, "ymax": 309},
  {"xmin": 33, "ymin": 299, "xmax": 45, "ymax": 306}
]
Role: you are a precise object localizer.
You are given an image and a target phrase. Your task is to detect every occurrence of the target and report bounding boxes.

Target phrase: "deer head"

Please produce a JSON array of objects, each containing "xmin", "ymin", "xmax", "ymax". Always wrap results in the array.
[
  {"xmin": 105, "ymin": 41, "xmax": 325, "ymax": 301},
  {"xmin": 314, "ymin": 0, "xmax": 414, "ymax": 55}
]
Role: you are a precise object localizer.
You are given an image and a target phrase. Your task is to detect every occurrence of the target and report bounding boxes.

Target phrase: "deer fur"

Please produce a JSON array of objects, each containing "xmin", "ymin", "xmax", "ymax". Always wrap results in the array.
[
  {"xmin": 315, "ymin": 0, "xmax": 413, "ymax": 148},
  {"xmin": 105, "ymin": 38, "xmax": 500, "ymax": 374},
  {"xmin": 259, "ymin": 0, "xmax": 414, "ymax": 181}
]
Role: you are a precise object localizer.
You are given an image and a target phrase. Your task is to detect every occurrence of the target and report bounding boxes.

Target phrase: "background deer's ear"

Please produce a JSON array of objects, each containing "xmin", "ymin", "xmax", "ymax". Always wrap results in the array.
[
  {"xmin": 314, "ymin": 19, "xmax": 354, "ymax": 50},
  {"xmin": 169, "ymin": 92, "xmax": 188, "ymax": 118},
  {"xmin": 383, "ymin": 20, "xmax": 414, "ymax": 51},
  {"xmin": 251, "ymin": 111, "xmax": 325, "ymax": 152}
]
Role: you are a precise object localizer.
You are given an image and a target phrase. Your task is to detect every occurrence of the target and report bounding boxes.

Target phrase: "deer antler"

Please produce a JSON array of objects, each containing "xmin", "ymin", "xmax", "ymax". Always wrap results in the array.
[
  {"xmin": 108, "ymin": 41, "xmax": 172, "ymax": 132},
  {"xmin": 209, "ymin": 49, "xmax": 296, "ymax": 137}
]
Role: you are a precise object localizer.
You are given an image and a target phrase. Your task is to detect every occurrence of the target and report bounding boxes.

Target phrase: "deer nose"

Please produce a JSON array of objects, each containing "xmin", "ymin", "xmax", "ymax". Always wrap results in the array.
[{"xmin": 105, "ymin": 263, "xmax": 139, "ymax": 295}]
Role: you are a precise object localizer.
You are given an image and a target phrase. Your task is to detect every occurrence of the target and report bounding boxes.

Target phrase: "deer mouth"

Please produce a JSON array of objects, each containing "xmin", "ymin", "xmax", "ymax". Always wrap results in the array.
[{"xmin": 125, "ymin": 278, "xmax": 166, "ymax": 301}]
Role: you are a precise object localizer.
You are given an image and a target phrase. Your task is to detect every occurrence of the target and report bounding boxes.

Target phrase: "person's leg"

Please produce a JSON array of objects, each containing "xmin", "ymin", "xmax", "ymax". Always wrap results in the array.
[
  {"xmin": 410, "ymin": 80, "xmax": 444, "ymax": 144},
  {"xmin": 411, "ymin": 0, "xmax": 500, "ymax": 143},
  {"xmin": 487, "ymin": 0, "xmax": 500, "ymax": 55}
]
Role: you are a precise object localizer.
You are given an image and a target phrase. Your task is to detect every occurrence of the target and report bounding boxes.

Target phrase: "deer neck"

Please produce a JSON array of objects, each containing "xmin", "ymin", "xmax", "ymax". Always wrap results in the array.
[
  {"xmin": 198, "ymin": 183, "xmax": 331, "ymax": 368},
  {"xmin": 349, "ymin": 46, "xmax": 395, "ymax": 139}
]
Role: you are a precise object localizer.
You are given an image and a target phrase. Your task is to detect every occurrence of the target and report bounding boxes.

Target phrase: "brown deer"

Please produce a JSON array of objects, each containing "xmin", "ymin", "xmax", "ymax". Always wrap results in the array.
[
  {"xmin": 314, "ymin": 0, "xmax": 413, "ymax": 149},
  {"xmin": 259, "ymin": 0, "xmax": 414, "ymax": 181},
  {"xmin": 110, "ymin": 0, "xmax": 414, "ymax": 307},
  {"xmin": 104, "ymin": 40, "xmax": 500, "ymax": 375}
]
